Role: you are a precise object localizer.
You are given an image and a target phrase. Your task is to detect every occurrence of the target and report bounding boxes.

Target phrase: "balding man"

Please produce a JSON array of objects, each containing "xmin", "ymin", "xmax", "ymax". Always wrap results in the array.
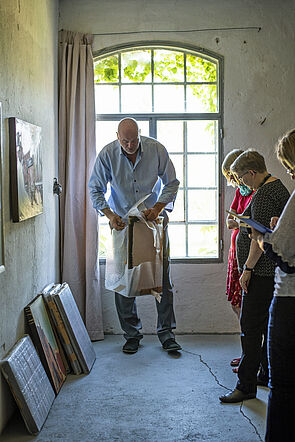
[{"xmin": 89, "ymin": 118, "xmax": 181, "ymax": 354}]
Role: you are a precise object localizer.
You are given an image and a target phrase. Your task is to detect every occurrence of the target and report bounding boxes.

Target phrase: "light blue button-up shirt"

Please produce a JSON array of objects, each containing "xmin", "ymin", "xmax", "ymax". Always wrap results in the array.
[{"xmin": 88, "ymin": 135, "xmax": 179, "ymax": 218}]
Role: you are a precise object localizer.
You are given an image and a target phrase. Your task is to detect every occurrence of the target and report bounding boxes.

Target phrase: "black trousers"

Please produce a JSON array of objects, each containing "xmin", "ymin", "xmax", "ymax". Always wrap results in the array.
[
  {"xmin": 236, "ymin": 274, "xmax": 274, "ymax": 394},
  {"xmin": 265, "ymin": 296, "xmax": 295, "ymax": 442}
]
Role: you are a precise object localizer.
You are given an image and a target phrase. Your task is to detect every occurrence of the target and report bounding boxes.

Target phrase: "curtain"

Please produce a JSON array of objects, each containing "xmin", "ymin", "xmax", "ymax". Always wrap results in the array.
[{"xmin": 58, "ymin": 30, "xmax": 104, "ymax": 340}]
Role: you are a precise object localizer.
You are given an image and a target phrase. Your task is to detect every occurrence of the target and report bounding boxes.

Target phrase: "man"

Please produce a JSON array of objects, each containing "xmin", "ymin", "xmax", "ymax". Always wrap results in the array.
[{"xmin": 89, "ymin": 118, "xmax": 181, "ymax": 354}]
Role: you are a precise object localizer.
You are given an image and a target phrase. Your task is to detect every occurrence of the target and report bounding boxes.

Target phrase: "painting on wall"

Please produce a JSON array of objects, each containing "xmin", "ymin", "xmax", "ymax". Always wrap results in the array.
[
  {"xmin": 0, "ymin": 102, "xmax": 4, "ymax": 272},
  {"xmin": 9, "ymin": 117, "xmax": 43, "ymax": 222}
]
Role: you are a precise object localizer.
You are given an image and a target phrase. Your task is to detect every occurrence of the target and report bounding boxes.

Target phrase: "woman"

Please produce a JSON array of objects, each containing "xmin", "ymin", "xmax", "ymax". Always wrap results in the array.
[
  {"xmin": 251, "ymin": 129, "xmax": 295, "ymax": 441},
  {"xmin": 222, "ymin": 149, "xmax": 253, "ymax": 368},
  {"xmin": 219, "ymin": 149, "xmax": 290, "ymax": 403}
]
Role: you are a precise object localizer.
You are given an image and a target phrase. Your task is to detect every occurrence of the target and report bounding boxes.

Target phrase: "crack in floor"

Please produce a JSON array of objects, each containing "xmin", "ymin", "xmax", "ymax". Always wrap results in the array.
[{"xmin": 182, "ymin": 348, "xmax": 263, "ymax": 441}]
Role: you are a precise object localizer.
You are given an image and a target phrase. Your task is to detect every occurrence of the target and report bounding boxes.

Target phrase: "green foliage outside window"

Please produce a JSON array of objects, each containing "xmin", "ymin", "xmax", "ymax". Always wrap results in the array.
[{"xmin": 94, "ymin": 49, "xmax": 217, "ymax": 112}]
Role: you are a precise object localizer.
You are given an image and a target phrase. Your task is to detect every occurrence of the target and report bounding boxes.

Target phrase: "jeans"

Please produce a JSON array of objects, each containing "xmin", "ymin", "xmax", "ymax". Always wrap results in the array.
[
  {"xmin": 115, "ymin": 223, "xmax": 176, "ymax": 344},
  {"xmin": 236, "ymin": 274, "xmax": 274, "ymax": 394},
  {"xmin": 265, "ymin": 296, "xmax": 295, "ymax": 442}
]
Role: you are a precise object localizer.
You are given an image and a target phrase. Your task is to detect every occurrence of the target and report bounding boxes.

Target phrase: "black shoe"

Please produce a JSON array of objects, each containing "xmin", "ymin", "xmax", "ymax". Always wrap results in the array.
[
  {"xmin": 219, "ymin": 388, "xmax": 256, "ymax": 403},
  {"xmin": 122, "ymin": 338, "xmax": 140, "ymax": 354},
  {"xmin": 162, "ymin": 338, "xmax": 182, "ymax": 352}
]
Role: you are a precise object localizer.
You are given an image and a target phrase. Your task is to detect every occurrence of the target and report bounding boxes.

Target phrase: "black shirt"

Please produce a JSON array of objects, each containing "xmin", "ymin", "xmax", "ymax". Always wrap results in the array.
[{"xmin": 237, "ymin": 179, "xmax": 290, "ymax": 276}]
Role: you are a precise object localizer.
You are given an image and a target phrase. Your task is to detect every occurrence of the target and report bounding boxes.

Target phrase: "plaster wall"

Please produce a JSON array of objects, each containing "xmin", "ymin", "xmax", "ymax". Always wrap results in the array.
[
  {"xmin": 59, "ymin": 0, "xmax": 295, "ymax": 335},
  {"xmin": 0, "ymin": 0, "xmax": 59, "ymax": 433}
]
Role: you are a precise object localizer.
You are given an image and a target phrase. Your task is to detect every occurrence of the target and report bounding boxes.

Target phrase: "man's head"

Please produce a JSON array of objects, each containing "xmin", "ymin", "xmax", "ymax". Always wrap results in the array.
[{"xmin": 117, "ymin": 118, "xmax": 140, "ymax": 155}]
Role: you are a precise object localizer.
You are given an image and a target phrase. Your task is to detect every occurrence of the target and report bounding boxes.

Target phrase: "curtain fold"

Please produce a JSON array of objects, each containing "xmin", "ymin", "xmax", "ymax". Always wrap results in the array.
[{"xmin": 58, "ymin": 30, "xmax": 104, "ymax": 340}]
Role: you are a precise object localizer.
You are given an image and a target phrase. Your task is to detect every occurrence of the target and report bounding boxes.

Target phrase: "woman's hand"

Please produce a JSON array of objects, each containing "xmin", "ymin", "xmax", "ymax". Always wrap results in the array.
[
  {"xmin": 227, "ymin": 218, "xmax": 239, "ymax": 230},
  {"xmin": 270, "ymin": 216, "xmax": 279, "ymax": 230},
  {"xmin": 249, "ymin": 228, "xmax": 264, "ymax": 251},
  {"xmin": 239, "ymin": 270, "xmax": 252, "ymax": 293}
]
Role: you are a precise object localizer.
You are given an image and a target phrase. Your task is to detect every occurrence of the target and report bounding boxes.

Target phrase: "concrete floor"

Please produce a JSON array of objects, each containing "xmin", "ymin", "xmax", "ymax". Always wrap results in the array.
[{"xmin": 1, "ymin": 335, "xmax": 268, "ymax": 442}]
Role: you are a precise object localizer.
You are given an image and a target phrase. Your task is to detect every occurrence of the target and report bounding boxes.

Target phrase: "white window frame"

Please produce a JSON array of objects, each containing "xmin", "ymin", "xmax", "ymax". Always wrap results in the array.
[{"xmin": 94, "ymin": 42, "xmax": 224, "ymax": 263}]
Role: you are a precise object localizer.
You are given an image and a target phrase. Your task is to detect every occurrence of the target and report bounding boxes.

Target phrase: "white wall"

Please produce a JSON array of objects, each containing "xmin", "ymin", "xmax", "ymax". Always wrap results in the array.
[
  {"xmin": 59, "ymin": 0, "xmax": 295, "ymax": 334},
  {"xmin": 0, "ymin": 0, "xmax": 59, "ymax": 433}
]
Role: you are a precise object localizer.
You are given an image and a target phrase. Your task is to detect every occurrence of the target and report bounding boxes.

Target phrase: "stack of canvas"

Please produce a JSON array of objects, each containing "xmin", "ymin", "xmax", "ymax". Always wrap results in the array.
[{"xmin": 42, "ymin": 282, "xmax": 96, "ymax": 374}]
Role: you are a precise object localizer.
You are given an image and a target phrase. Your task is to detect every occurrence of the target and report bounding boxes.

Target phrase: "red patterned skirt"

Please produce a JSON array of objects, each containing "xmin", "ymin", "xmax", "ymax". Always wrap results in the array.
[{"xmin": 226, "ymin": 246, "xmax": 242, "ymax": 308}]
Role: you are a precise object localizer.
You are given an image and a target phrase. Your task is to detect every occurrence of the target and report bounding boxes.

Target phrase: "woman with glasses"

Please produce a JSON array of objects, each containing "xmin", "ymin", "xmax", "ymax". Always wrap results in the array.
[
  {"xmin": 221, "ymin": 149, "xmax": 253, "ymax": 369},
  {"xmin": 250, "ymin": 129, "xmax": 295, "ymax": 442},
  {"xmin": 219, "ymin": 149, "xmax": 290, "ymax": 403}
]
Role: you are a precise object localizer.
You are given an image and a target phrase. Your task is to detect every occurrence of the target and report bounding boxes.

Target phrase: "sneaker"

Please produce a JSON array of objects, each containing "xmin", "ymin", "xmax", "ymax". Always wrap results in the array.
[
  {"xmin": 162, "ymin": 338, "xmax": 182, "ymax": 352},
  {"xmin": 122, "ymin": 338, "xmax": 140, "ymax": 354}
]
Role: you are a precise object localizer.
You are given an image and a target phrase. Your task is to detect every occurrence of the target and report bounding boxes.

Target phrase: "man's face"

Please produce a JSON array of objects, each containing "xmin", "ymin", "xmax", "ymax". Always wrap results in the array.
[{"xmin": 117, "ymin": 127, "xmax": 139, "ymax": 155}]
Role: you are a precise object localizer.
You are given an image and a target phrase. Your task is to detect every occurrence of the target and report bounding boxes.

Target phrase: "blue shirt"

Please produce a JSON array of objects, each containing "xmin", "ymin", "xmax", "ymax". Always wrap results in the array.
[{"xmin": 88, "ymin": 136, "xmax": 179, "ymax": 218}]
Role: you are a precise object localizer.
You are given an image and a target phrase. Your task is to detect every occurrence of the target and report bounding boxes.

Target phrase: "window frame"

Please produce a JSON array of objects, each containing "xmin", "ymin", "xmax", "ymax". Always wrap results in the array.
[{"xmin": 93, "ymin": 41, "xmax": 224, "ymax": 264}]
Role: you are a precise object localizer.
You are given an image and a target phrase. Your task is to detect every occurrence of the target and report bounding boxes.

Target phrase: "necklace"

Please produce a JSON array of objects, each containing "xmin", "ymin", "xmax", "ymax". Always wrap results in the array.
[{"xmin": 258, "ymin": 173, "xmax": 272, "ymax": 188}]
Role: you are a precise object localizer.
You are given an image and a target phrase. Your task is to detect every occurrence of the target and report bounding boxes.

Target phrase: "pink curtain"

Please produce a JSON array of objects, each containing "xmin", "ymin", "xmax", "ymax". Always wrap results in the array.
[{"xmin": 58, "ymin": 30, "xmax": 104, "ymax": 340}]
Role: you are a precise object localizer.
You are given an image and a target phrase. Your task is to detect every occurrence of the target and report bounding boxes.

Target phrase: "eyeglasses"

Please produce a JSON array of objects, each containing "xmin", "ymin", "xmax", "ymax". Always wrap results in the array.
[{"xmin": 237, "ymin": 170, "xmax": 249, "ymax": 181}]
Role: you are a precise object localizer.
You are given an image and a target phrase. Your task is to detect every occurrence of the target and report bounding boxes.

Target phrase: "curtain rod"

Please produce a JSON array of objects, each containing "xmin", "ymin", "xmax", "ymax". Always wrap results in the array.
[{"xmin": 93, "ymin": 26, "xmax": 262, "ymax": 36}]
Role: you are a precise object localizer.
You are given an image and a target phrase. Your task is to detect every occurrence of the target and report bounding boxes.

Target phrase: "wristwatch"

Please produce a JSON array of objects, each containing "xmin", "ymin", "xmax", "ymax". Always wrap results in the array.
[{"xmin": 243, "ymin": 264, "xmax": 254, "ymax": 272}]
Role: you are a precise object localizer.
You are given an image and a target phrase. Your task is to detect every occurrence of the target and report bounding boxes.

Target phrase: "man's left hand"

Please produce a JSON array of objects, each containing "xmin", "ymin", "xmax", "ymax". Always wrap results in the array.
[{"xmin": 143, "ymin": 207, "xmax": 161, "ymax": 221}]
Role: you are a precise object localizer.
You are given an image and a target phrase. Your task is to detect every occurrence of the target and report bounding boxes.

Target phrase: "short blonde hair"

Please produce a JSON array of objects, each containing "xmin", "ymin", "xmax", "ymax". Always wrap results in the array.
[
  {"xmin": 231, "ymin": 149, "xmax": 267, "ymax": 175},
  {"xmin": 221, "ymin": 149, "xmax": 244, "ymax": 178},
  {"xmin": 276, "ymin": 129, "xmax": 295, "ymax": 169}
]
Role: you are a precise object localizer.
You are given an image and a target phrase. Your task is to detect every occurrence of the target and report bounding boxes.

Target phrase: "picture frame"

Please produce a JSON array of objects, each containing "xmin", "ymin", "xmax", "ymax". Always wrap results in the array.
[
  {"xmin": 9, "ymin": 117, "xmax": 43, "ymax": 222},
  {"xmin": 0, "ymin": 102, "xmax": 4, "ymax": 273}
]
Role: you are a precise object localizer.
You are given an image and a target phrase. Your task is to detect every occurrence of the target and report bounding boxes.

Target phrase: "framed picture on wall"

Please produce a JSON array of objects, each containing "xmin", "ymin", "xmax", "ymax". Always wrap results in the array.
[
  {"xmin": 0, "ymin": 102, "xmax": 4, "ymax": 272},
  {"xmin": 9, "ymin": 118, "xmax": 43, "ymax": 222}
]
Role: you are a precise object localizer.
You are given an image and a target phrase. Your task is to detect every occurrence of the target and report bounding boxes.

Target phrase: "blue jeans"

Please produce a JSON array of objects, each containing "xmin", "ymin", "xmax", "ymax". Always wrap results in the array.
[
  {"xmin": 265, "ymin": 296, "xmax": 295, "ymax": 442},
  {"xmin": 115, "ymin": 223, "xmax": 176, "ymax": 344}
]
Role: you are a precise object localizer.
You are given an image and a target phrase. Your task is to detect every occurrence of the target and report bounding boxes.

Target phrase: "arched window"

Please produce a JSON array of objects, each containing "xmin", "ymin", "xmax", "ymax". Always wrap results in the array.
[{"xmin": 94, "ymin": 43, "xmax": 223, "ymax": 262}]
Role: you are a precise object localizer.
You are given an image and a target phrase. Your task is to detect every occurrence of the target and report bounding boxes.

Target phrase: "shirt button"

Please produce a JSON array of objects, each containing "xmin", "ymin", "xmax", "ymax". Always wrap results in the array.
[
  {"xmin": 136, "ymin": 190, "xmax": 138, "ymax": 193},
  {"xmin": 134, "ymin": 179, "xmax": 136, "ymax": 182}
]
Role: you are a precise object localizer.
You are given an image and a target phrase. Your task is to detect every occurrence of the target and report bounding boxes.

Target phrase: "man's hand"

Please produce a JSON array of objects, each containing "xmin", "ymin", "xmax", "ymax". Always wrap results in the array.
[
  {"xmin": 102, "ymin": 208, "xmax": 126, "ymax": 231},
  {"xmin": 143, "ymin": 202, "xmax": 166, "ymax": 222},
  {"xmin": 109, "ymin": 213, "xmax": 126, "ymax": 231},
  {"xmin": 239, "ymin": 270, "xmax": 251, "ymax": 293}
]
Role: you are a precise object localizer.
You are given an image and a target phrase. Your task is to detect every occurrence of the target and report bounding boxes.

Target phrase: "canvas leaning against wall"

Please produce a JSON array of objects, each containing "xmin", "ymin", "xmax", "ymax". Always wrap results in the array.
[{"xmin": 9, "ymin": 117, "xmax": 43, "ymax": 222}]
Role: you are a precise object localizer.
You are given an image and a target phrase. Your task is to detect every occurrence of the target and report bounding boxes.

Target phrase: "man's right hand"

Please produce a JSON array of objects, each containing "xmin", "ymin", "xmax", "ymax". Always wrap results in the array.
[{"xmin": 109, "ymin": 213, "xmax": 126, "ymax": 231}]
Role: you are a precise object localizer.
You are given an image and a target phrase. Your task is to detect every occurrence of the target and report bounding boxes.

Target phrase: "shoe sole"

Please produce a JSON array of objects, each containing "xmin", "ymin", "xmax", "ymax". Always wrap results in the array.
[
  {"xmin": 163, "ymin": 346, "xmax": 182, "ymax": 352},
  {"xmin": 122, "ymin": 349, "xmax": 138, "ymax": 354}
]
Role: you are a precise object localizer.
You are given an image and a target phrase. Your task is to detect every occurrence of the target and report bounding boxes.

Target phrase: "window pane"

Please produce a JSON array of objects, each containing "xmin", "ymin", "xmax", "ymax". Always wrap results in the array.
[
  {"xmin": 138, "ymin": 121, "xmax": 149, "ymax": 136},
  {"xmin": 99, "ymin": 223, "xmax": 112, "ymax": 258},
  {"xmin": 96, "ymin": 121, "xmax": 118, "ymax": 152},
  {"xmin": 186, "ymin": 54, "xmax": 217, "ymax": 82},
  {"xmin": 95, "ymin": 85, "xmax": 119, "ymax": 113},
  {"xmin": 154, "ymin": 50, "xmax": 184, "ymax": 83},
  {"xmin": 169, "ymin": 189, "xmax": 184, "ymax": 222},
  {"xmin": 170, "ymin": 154, "xmax": 183, "ymax": 187},
  {"xmin": 188, "ymin": 225, "xmax": 218, "ymax": 257},
  {"xmin": 187, "ymin": 154, "xmax": 216, "ymax": 187},
  {"xmin": 121, "ymin": 85, "xmax": 152, "ymax": 113},
  {"xmin": 187, "ymin": 190, "xmax": 217, "ymax": 221},
  {"xmin": 121, "ymin": 50, "xmax": 151, "ymax": 83},
  {"xmin": 154, "ymin": 85, "xmax": 184, "ymax": 112},
  {"xmin": 186, "ymin": 85, "xmax": 217, "ymax": 113},
  {"xmin": 94, "ymin": 55, "xmax": 119, "ymax": 83},
  {"xmin": 157, "ymin": 121, "xmax": 183, "ymax": 153},
  {"xmin": 168, "ymin": 224, "xmax": 186, "ymax": 257},
  {"xmin": 187, "ymin": 121, "xmax": 218, "ymax": 152}
]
